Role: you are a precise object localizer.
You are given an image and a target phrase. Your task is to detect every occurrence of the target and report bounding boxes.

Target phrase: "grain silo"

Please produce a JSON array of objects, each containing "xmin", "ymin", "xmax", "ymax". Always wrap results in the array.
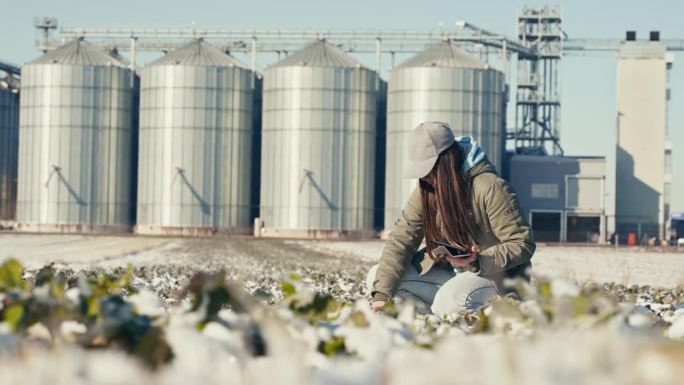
[
  {"xmin": 135, "ymin": 39, "xmax": 254, "ymax": 235},
  {"xmin": 16, "ymin": 39, "xmax": 136, "ymax": 233},
  {"xmin": 258, "ymin": 39, "xmax": 378, "ymax": 238},
  {"xmin": 0, "ymin": 78, "xmax": 19, "ymax": 223},
  {"xmin": 384, "ymin": 40, "xmax": 506, "ymax": 230}
]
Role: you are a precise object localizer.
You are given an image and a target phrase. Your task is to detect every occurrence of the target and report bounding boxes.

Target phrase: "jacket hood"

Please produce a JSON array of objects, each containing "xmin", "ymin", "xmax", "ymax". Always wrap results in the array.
[{"xmin": 455, "ymin": 136, "xmax": 497, "ymax": 178}]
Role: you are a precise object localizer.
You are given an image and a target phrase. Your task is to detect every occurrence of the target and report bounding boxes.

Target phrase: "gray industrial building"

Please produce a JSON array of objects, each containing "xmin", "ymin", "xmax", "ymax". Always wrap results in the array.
[
  {"xmin": 509, "ymin": 155, "xmax": 608, "ymax": 243},
  {"xmin": 257, "ymin": 40, "xmax": 378, "ymax": 238},
  {"xmin": 615, "ymin": 34, "xmax": 674, "ymax": 241},
  {"xmin": 0, "ymin": 76, "xmax": 19, "ymax": 223},
  {"xmin": 135, "ymin": 39, "xmax": 255, "ymax": 235},
  {"xmin": 15, "ymin": 39, "xmax": 137, "ymax": 233},
  {"xmin": 384, "ymin": 40, "xmax": 506, "ymax": 232}
]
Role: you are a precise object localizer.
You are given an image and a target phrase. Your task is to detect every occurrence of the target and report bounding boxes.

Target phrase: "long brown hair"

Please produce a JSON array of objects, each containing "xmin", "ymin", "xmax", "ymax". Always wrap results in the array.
[{"xmin": 420, "ymin": 143, "xmax": 478, "ymax": 260}]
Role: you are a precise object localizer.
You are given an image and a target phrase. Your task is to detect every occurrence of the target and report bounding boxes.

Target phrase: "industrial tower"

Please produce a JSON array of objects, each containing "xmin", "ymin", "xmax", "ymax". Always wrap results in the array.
[
  {"xmin": 616, "ymin": 31, "xmax": 674, "ymax": 241},
  {"xmin": 513, "ymin": 5, "xmax": 564, "ymax": 155}
]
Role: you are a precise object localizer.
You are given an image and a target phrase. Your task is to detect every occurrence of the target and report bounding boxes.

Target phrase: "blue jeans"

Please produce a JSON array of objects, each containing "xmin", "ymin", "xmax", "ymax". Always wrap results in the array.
[{"xmin": 366, "ymin": 262, "xmax": 497, "ymax": 317}]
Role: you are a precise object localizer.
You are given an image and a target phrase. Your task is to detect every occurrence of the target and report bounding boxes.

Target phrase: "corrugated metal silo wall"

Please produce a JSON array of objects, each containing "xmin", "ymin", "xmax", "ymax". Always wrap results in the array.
[
  {"xmin": 374, "ymin": 79, "xmax": 387, "ymax": 230},
  {"xmin": 0, "ymin": 88, "xmax": 19, "ymax": 221},
  {"xmin": 384, "ymin": 67, "xmax": 505, "ymax": 228},
  {"xmin": 260, "ymin": 66, "xmax": 378, "ymax": 231},
  {"xmin": 250, "ymin": 75, "xmax": 263, "ymax": 222},
  {"xmin": 16, "ymin": 64, "xmax": 136, "ymax": 232},
  {"xmin": 136, "ymin": 65, "xmax": 254, "ymax": 234},
  {"xmin": 129, "ymin": 73, "xmax": 140, "ymax": 225},
  {"xmin": 500, "ymin": 84, "xmax": 509, "ymax": 180}
]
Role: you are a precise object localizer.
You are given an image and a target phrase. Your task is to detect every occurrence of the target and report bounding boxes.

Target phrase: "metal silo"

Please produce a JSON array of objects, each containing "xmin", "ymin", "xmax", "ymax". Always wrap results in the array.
[
  {"xmin": 136, "ymin": 39, "xmax": 254, "ymax": 235},
  {"xmin": 384, "ymin": 40, "xmax": 506, "ymax": 231},
  {"xmin": 0, "ymin": 77, "xmax": 19, "ymax": 223},
  {"xmin": 16, "ymin": 39, "xmax": 136, "ymax": 233},
  {"xmin": 259, "ymin": 40, "xmax": 378, "ymax": 238}
]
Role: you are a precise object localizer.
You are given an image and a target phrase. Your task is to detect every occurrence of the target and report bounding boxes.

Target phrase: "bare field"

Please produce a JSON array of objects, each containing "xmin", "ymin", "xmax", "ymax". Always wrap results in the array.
[
  {"xmin": 1, "ymin": 233, "xmax": 683, "ymax": 385},
  {"xmin": 2, "ymin": 234, "xmax": 683, "ymax": 288}
]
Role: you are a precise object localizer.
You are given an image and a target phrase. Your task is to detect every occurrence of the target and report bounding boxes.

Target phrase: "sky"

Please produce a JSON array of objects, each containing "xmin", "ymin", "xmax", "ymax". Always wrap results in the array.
[{"xmin": 3, "ymin": 0, "xmax": 684, "ymax": 212}]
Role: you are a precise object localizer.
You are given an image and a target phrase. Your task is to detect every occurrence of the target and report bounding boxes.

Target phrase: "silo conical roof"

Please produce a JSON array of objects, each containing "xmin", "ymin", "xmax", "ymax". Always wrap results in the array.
[
  {"xmin": 28, "ymin": 39, "xmax": 127, "ymax": 67},
  {"xmin": 107, "ymin": 49, "xmax": 132, "ymax": 67},
  {"xmin": 270, "ymin": 39, "xmax": 364, "ymax": 68},
  {"xmin": 396, "ymin": 40, "xmax": 489, "ymax": 69},
  {"xmin": 148, "ymin": 39, "xmax": 248, "ymax": 68}
]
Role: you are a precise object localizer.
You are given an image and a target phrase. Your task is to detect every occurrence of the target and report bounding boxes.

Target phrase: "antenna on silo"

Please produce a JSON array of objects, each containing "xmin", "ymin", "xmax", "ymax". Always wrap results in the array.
[{"xmin": 34, "ymin": 17, "xmax": 58, "ymax": 53}]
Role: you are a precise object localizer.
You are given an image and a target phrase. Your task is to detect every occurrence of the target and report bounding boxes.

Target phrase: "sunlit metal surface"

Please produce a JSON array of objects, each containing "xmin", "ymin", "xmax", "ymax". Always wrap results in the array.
[
  {"xmin": 135, "ymin": 40, "xmax": 255, "ymax": 235},
  {"xmin": 259, "ymin": 40, "xmax": 378, "ymax": 236},
  {"xmin": 16, "ymin": 39, "xmax": 136, "ymax": 233}
]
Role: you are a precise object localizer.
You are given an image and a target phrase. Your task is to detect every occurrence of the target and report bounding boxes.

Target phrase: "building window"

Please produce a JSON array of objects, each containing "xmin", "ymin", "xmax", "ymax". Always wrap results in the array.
[
  {"xmin": 665, "ymin": 182, "xmax": 671, "ymax": 226},
  {"xmin": 664, "ymin": 182, "xmax": 671, "ymax": 205},
  {"xmin": 666, "ymin": 89, "xmax": 671, "ymax": 139},
  {"xmin": 665, "ymin": 150, "xmax": 672, "ymax": 174}
]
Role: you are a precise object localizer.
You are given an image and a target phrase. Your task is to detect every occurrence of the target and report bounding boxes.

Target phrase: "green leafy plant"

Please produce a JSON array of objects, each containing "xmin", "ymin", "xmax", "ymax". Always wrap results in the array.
[
  {"xmin": 178, "ymin": 270, "xmax": 246, "ymax": 330},
  {"xmin": 0, "ymin": 260, "xmax": 172, "ymax": 369}
]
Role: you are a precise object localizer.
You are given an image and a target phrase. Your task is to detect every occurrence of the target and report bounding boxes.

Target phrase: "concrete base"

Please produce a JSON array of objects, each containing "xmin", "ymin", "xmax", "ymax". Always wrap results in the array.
[
  {"xmin": 14, "ymin": 222, "xmax": 132, "ymax": 234},
  {"xmin": 134, "ymin": 225, "xmax": 252, "ymax": 237},
  {"xmin": 257, "ymin": 227, "xmax": 378, "ymax": 240},
  {"xmin": 0, "ymin": 220, "xmax": 16, "ymax": 230}
]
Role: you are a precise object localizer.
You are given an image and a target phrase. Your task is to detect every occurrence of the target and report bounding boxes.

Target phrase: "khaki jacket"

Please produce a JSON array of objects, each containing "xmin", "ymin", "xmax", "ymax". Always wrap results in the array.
[{"xmin": 373, "ymin": 158, "xmax": 535, "ymax": 298}]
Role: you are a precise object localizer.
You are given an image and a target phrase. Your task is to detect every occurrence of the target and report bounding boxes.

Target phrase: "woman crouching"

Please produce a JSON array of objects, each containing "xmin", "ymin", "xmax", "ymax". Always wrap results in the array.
[{"xmin": 367, "ymin": 121, "xmax": 535, "ymax": 316}]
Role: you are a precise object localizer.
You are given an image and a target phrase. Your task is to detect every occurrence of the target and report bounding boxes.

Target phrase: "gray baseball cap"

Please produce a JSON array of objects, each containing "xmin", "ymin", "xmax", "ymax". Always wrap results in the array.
[{"xmin": 403, "ymin": 121, "xmax": 456, "ymax": 179}]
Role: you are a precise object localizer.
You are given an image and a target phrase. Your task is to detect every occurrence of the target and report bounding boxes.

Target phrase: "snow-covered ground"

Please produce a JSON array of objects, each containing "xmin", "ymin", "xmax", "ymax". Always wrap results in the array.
[
  {"xmin": 298, "ymin": 240, "xmax": 684, "ymax": 288},
  {"xmin": 3, "ymin": 234, "xmax": 683, "ymax": 288},
  {"xmin": 533, "ymin": 246, "xmax": 684, "ymax": 288},
  {"xmin": 1, "ymin": 233, "xmax": 683, "ymax": 385},
  {"xmin": 0, "ymin": 233, "xmax": 374, "ymax": 303},
  {"xmin": 0, "ymin": 234, "xmax": 179, "ymax": 270}
]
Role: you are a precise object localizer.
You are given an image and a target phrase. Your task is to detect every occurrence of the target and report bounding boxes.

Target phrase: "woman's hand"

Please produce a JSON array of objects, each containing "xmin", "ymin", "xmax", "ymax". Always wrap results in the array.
[
  {"xmin": 445, "ymin": 245, "xmax": 479, "ymax": 268},
  {"xmin": 370, "ymin": 300, "xmax": 386, "ymax": 313}
]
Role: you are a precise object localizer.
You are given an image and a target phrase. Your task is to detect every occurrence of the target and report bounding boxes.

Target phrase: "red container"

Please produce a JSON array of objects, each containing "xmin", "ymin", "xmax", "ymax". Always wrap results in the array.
[{"xmin": 627, "ymin": 232, "xmax": 637, "ymax": 246}]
